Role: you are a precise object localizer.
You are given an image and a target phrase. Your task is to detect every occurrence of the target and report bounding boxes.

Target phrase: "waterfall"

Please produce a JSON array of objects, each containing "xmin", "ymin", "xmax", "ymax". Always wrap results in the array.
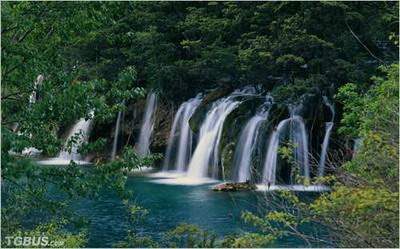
[
  {"xmin": 186, "ymin": 131, "xmax": 216, "ymax": 178},
  {"xmin": 352, "ymin": 138, "xmax": 363, "ymax": 158},
  {"xmin": 163, "ymin": 95, "xmax": 202, "ymax": 171},
  {"xmin": 136, "ymin": 92, "xmax": 157, "ymax": 156},
  {"xmin": 21, "ymin": 75, "xmax": 44, "ymax": 157},
  {"xmin": 318, "ymin": 96, "xmax": 335, "ymax": 176},
  {"xmin": 163, "ymin": 107, "xmax": 185, "ymax": 170},
  {"xmin": 29, "ymin": 75, "xmax": 44, "ymax": 107},
  {"xmin": 37, "ymin": 111, "xmax": 94, "ymax": 165},
  {"xmin": 262, "ymin": 118, "xmax": 291, "ymax": 185},
  {"xmin": 111, "ymin": 111, "xmax": 122, "ymax": 160},
  {"xmin": 232, "ymin": 98, "xmax": 273, "ymax": 182},
  {"xmin": 262, "ymin": 108, "xmax": 310, "ymax": 185},
  {"xmin": 58, "ymin": 111, "xmax": 94, "ymax": 161},
  {"xmin": 291, "ymin": 115, "xmax": 310, "ymax": 181},
  {"xmin": 186, "ymin": 89, "xmax": 251, "ymax": 179}
]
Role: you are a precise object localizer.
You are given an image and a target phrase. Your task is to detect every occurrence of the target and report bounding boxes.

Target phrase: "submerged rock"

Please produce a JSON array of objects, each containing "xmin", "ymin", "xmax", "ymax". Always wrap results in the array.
[{"xmin": 212, "ymin": 181, "xmax": 256, "ymax": 192}]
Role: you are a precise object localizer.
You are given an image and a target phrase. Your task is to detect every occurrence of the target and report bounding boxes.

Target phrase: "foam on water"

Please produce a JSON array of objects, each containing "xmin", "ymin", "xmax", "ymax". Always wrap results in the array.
[
  {"xmin": 36, "ymin": 159, "xmax": 91, "ymax": 166},
  {"xmin": 148, "ymin": 171, "xmax": 187, "ymax": 178},
  {"xmin": 129, "ymin": 166, "xmax": 154, "ymax": 173},
  {"xmin": 256, "ymin": 184, "xmax": 330, "ymax": 192},
  {"xmin": 21, "ymin": 147, "xmax": 42, "ymax": 157},
  {"xmin": 151, "ymin": 176, "xmax": 218, "ymax": 186}
]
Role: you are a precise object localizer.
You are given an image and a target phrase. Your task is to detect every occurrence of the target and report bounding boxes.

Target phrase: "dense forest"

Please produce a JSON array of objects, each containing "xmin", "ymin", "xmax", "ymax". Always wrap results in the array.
[{"xmin": 1, "ymin": 1, "xmax": 399, "ymax": 248}]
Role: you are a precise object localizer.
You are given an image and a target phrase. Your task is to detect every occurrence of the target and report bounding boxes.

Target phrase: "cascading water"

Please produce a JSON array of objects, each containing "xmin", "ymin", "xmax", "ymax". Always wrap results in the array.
[
  {"xmin": 262, "ymin": 118, "xmax": 291, "ymax": 185},
  {"xmin": 262, "ymin": 106, "xmax": 310, "ymax": 185},
  {"xmin": 352, "ymin": 138, "xmax": 363, "ymax": 158},
  {"xmin": 136, "ymin": 92, "xmax": 157, "ymax": 156},
  {"xmin": 38, "ymin": 111, "xmax": 94, "ymax": 165},
  {"xmin": 318, "ymin": 96, "xmax": 335, "ymax": 176},
  {"xmin": 186, "ymin": 89, "xmax": 254, "ymax": 179},
  {"xmin": 291, "ymin": 115, "xmax": 310, "ymax": 181},
  {"xmin": 163, "ymin": 95, "xmax": 202, "ymax": 171},
  {"xmin": 232, "ymin": 97, "xmax": 273, "ymax": 182},
  {"xmin": 163, "ymin": 109, "xmax": 184, "ymax": 170},
  {"xmin": 111, "ymin": 111, "xmax": 122, "ymax": 160},
  {"xmin": 58, "ymin": 111, "xmax": 94, "ymax": 161},
  {"xmin": 29, "ymin": 75, "xmax": 44, "ymax": 107},
  {"xmin": 21, "ymin": 75, "xmax": 44, "ymax": 157}
]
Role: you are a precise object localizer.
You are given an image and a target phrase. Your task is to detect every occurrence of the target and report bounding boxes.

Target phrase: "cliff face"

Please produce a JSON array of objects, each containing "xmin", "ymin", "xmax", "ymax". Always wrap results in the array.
[
  {"xmin": 89, "ymin": 96, "xmax": 175, "ymax": 160},
  {"xmin": 151, "ymin": 99, "xmax": 175, "ymax": 153},
  {"xmin": 124, "ymin": 97, "xmax": 174, "ymax": 155},
  {"xmin": 187, "ymin": 87, "xmax": 338, "ymax": 182},
  {"xmin": 90, "ymin": 86, "xmax": 339, "ymax": 182}
]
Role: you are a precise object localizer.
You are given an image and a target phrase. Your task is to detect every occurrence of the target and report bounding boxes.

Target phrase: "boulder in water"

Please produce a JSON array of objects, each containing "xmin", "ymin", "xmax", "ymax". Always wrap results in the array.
[{"xmin": 212, "ymin": 181, "xmax": 256, "ymax": 192}]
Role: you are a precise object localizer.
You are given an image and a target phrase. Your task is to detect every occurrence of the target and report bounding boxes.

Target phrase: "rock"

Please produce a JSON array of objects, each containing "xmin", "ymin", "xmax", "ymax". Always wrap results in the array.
[
  {"xmin": 189, "ymin": 87, "xmax": 233, "ymax": 133},
  {"xmin": 220, "ymin": 142, "xmax": 235, "ymax": 180},
  {"xmin": 212, "ymin": 181, "xmax": 256, "ymax": 192},
  {"xmin": 151, "ymin": 98, "xmax": 174, "ymax": 153},
  {"xmin": 219, "ymin": 98, "xmax": 285, "ymax": 180}
]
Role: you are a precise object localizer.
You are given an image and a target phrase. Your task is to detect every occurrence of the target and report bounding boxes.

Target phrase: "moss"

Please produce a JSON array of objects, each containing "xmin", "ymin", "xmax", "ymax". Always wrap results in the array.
[
  {"xmin": 219, "ymin": 97, "xmax": 266, "ymax": 179},
  {"xmin": 212, "ymin": 182, "xmax": 256, "ymax": 191},
  {"xmin": 189, "ymin": 87, "xmax": 233, "ymax": 133},
  {"xmin": 220, "ymin": 142, "xmax": 235, "ymax": 180}
]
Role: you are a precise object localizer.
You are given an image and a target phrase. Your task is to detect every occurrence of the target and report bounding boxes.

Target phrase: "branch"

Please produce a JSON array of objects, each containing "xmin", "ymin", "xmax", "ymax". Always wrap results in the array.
[
  {"xmin": 1, "ymin": 25, "xmax": 19, "ymax": 34},
  {"xmin": 1, "ymin": 88, "xmax": 33, "ymax": 101},
  {"xmin": 17, "ymin": 28, "xmax": 34, "ymax": 43},
  {"xmin": 2, "ymin": 116, "xmax": 31, "ymax": 126},
  {"xmin": 2, "ymin": 57, "xmax": 28, "ymax": 77},
  {"xmin": 345, "ymin": 21, "xmax": 386, "ymax": 65}
]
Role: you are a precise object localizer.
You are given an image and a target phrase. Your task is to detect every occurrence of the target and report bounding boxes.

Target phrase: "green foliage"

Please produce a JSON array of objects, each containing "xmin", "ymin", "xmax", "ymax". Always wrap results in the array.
[
  {"xmin": 163, "ymin": 223, "xmax": 217, "ymax": 248},
  {"xmin": 321, "ymin": 64, "xmax": 399, "ymax": 246},
  {"xmin": 1, "ymin": 3, "xmax": 159, "ymax": 247},
  {"xmin": 278, "ymin": 143, "xmax": 307, "ymax": 185},
  {"xmin": 336, "ymin": 64, "xmax": 399, "ymax": 188},
  {"xmin": 4, "ymin": 220, "xmax": 86, "ymax": 248},
  {"xmin": 335, "ymin": 83, "xmax": 362, "ymax": 137},
  {"xmin": 114, "ymin": 232, "xmax": 159, "ymax": 248},
  {"xmin": 228, "ymin": 189, "xmax": 318, "ymax": 247},
  {"xmin": 59, "ymin": 2, "xmax": 398, "ymax": 101},
  {"xmin": 1, "ymin": 146, "xmax": 159, "ymax": 247},
  {"xmin": 276, "ymin": 54, "xmax": 305, "ymax": 70},
  {"xmin": 226, "ymin": 232, "xmax": 275, "ymax": 248},
  {"xmin": 78, "ymin": 138, "xmax": 106, "ymax": 158},
  {"xmin": 311, "ymin": 186, "xmax": 398, "ymax": 247},
  {"xmin": 127, "ymin": 205, "xmax": 149, "ymax": 223}
]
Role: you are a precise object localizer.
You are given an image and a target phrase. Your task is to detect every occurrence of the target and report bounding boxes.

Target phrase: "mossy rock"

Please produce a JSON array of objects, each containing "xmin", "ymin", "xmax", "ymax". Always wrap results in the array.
[
  {"xmin": 212, "ymin": 182, "xmax": 256, "ymax": 192},
  {"xmin": 220, "ymin": 142, "xmax": 235, "ymax": 180},
  {"xmin": 218, "ymin": 98, "xmax": 292, "ymax": 181},
  {"xmin": 189, "ymin": 87, "xmax": 233, "ymax": 133},
  {"xmin": 151, "ymin": 99, "xmax": 174, "ymax": 153},
  {"xmin": 220, "ymin": 97, "xmax": 265, "ymax": 149},
  {"xmin": 219, "ymin": 97, "xmax": 266, "ymax": 179},
  {"xmin": 267, "ymin": 103, "xmax": 290, "ymax": 127}
]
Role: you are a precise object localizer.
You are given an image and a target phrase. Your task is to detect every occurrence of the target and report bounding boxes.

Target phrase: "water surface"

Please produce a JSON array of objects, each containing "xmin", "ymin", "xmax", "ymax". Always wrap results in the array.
[{"xmin": 73, "ymin": 175, "xmax": 321, "ymax": 247}]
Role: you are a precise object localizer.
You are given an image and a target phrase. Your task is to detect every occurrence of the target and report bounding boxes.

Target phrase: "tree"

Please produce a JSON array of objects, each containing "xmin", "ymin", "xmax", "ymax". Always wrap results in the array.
[{"xmin": 1, "ymin": 3, "xmax": 158, "ymax": 247}]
